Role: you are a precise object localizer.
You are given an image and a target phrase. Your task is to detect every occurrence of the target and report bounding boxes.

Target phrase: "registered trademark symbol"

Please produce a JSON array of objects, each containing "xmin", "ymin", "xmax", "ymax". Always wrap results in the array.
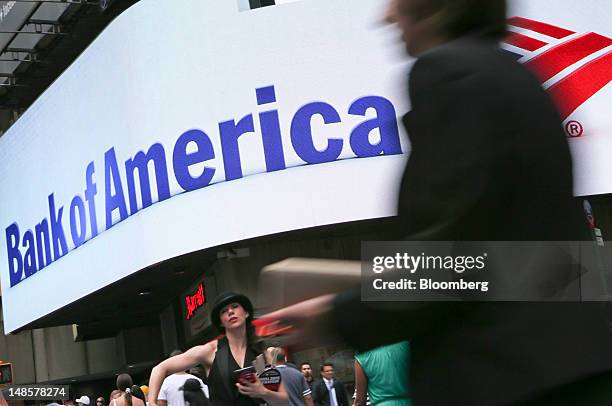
[{"xmin": 565, "ymin": 120, "xmax": 584, "ymax": 137}]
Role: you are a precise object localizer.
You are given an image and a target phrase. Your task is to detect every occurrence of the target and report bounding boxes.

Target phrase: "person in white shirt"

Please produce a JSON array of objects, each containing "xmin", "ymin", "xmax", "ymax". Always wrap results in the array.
[{"xmin": 157, "ymin": 350, "xmax": 209, "ymax": 406}]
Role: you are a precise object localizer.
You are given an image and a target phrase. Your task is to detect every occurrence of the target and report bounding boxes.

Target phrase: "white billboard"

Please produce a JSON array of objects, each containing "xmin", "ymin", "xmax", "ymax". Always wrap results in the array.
[
  {"xmin": 0, "ymin": 0, "xmax": 611, "ymax": 333},
  {"xmin": 0, "ymin": 0, "xmax": 410, "ymax": 333}
]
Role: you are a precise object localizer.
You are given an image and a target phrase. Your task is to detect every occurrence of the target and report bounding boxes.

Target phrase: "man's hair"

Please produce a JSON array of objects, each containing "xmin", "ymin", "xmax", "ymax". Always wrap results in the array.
[
  {"xmin": 265, "ymin": 347, "xmax": 286, "ymax": 364},
  {"xmin": 320, "ymin": 362, "xmax": 334, "ymax": 372},
  {"xmin": 300, "ymin": 362, "xmax": 311, "ymax": 368},
  {"xmin": 410, "ymin": 0, "xmax": 507, "ymax": 41},
  {"xmin": 275, "ymin": 350, "xmax": 286, "ymax": 363}
]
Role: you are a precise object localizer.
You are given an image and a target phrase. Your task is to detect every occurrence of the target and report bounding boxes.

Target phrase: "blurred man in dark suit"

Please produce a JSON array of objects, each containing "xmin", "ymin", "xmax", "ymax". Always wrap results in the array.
[
  {"xmin": 267, "ymin": 0, "xmax": 612, "ymax": 404},
  {"xmin": 311, "ymin": 364, "xmax": 349, "ymax": 406}
]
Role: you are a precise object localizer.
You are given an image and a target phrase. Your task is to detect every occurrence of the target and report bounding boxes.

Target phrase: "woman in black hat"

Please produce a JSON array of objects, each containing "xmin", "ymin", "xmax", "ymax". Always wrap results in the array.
[{"xmin": 147, "ymin": 292, "xmax": 288, "ymax": 406}]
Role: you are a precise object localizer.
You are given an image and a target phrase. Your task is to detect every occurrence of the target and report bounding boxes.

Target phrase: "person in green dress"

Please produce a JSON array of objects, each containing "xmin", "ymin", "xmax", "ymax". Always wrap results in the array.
[{"xmin": 354, "ymin": 341, "xmax": 411, "ymax": 406}]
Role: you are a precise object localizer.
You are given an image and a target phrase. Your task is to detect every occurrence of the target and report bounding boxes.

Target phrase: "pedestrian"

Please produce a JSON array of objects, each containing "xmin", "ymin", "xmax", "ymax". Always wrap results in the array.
[
  {"xmin": 311, "ymin": 363, "xmax": 349, "ymax": 406},
  {"xmin": 138, "ymin": 388, "xmax": 149, "ymax": 406},
  {"xmin": 148, "ymin": 291, "xmax": 288, "ymax": 406},
  {"xmin": 351, "ymin": 389, "xmax": 370, "ymax": 406},
  {"xmin": 179, "ymin": 378, "xmax": 208, "ymax": 406},
  {"xmin": 131, "ymin": 387, "xmax": 146, "ymax": 404},
  {"xmin": 111, "ymin": 374, "xmax": 145, "ymax": 406},
  {"xmin": 76, "ymin": 396, "xmax": 90, "ymax": 406},
  {"xmin": 109, "ymin": 391, "xmax": 122, "ymax": 402},
  {"xmin": 354, "ymin": 342, "xmax": 410, "ymax": 406},
  {"xmin": 264, "ymin": 0, "xmax": 612, "ymax": 404},
  {"xmin": 157, "ymin": 350, "xmax": 208, "ymax": 406},
  {"xmin": 299, "ymin": 362, "xmax": 314, "ymax": 391},
  {"xmin": 95, "ymin": 397, "xmax": 105, "ymax": 406},
  {"xmin": 267, "ymin": 347, "xmax": 313, "ymax": 406}
]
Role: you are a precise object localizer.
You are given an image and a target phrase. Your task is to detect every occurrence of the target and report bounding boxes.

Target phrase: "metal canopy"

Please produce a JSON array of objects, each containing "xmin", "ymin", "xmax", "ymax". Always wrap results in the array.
[{"xmin": 0, "ymin": 0, "xmax": 137, "ymax": 115}]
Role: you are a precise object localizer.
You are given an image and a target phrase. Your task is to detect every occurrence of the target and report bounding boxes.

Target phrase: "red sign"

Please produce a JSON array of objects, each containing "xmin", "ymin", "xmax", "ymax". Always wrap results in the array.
[
  {"xmin": 253, "ymin": 318, "xmax": 294, "ymax": 337},
  {"xmin": 503, "ymin": 17, "xmax": 612, "ymax": 122},
  {"xmin": 185, "ymin": 283, "xmax": 206, "ymax": 320}
]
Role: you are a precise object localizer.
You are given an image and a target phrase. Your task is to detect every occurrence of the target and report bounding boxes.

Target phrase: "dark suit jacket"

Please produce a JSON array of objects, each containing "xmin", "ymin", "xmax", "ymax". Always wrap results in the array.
[
  {"xmin": 312, "ymin": 379, "xmax": 349, "ymax": 406},
  {"xmin": 333, "ymin": 37, "xmax": 612, "ymax": 405}
]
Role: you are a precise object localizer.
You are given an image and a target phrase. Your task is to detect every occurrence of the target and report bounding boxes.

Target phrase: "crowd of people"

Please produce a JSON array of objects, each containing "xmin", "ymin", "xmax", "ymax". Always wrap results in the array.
[
  {"xmin": 53, "ymin": 371, "xmax": 207, "ymax": 406},
  {"xmin": 53, "ymin": 354, "xmax": 391, "ymax": 406},
  {"xmin": 50, "ymin": 290, "xmax": 393, "ymax": 406},
  {"xmin": 145, "ymin": 291, "xmax": 410, "ymax": 406}
]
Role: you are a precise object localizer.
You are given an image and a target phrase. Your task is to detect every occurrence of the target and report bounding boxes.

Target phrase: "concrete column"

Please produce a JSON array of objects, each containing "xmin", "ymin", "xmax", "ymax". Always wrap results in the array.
[
  {"xmin": 86, "ymin": 338, "xmax": 121, "ymax": 374},
  {"xmin": 160, "ymin": 305, "xmax": 178, "ymax": 356},
  {"xmin": 5, "ymin": 330, "xmax": 36, "ymax": 383},
  {"xmin": 32, "ymin": 329, "xmax": 50, "ymax": 382},
  {"xmin": 0, "ymin": 303, "xmax": 36, "ymax": 384},
  {"xmin": 43, "ymin": 325, "xmax": 88, "ymax": 381}
]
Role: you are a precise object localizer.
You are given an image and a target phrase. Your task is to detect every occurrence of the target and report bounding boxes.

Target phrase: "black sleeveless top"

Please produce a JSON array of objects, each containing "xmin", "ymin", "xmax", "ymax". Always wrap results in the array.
[{"xmin": 207, "ymin": 337, "xmax": 260, "ymax": 406}]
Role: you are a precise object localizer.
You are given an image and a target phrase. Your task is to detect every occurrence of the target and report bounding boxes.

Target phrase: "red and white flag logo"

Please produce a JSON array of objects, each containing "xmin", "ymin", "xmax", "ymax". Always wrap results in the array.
[{"xmin": 502, "ymin": 17, "xmax": 612, "ymax": 129}]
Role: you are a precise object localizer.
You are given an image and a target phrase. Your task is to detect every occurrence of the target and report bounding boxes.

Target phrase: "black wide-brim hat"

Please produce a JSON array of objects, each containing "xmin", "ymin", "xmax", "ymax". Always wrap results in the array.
[
  {"xmin": 179, "ymin": 378, "xmax": 203, "ymax": 392},
  {"xmin": 211, "ymin": 291, "xmax": 254, "ymax": 331}
]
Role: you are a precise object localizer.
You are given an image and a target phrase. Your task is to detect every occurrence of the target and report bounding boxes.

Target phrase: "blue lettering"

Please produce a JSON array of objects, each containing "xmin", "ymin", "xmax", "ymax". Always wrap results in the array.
[
  {"xmin": 219, "ymin": 115, "xmax": 255, "ymax": 181},
  {"xmin": 3, "ymin": 87, "xmax": 406, "ymax": 289},
  {"xmin": 173, "ymin": 129, "xmax": 216, "ymax": 191},
  {"xmin": 256, "ymin": 86, "xmax": 286, "ymax": 172},
  {"xmin": 22, "ymin": 229, "xmax": 36, "ymax": 277},
  {"xmin": 6, "ymin": 223, "xmax": 22, "ymax": 287},
  {"xmin": 348, "ymin": 96, "xmax": 402, "ymax": 157},
  {"xmin": 85, "ymin": 162, "xmax": 98, "ymax": 238},
  {"xmin": 70, "ymin": 195, "xmax": 87, "ymax": 248},
  {"xmin": 104, "ymin": 147, "xmax": 128, "ymax": 229},
  {"xmin": 35, "ymin": 219, "xmax": 52, "ymax": 270},
  {"xmin": 290, "ymin": 102, "xmax": 343, "ymax": 164},
  {"xmin": 48, "ymin": 194, "xmax": 68, "ymax": 261},
  {"xmin": 125, "ymin": 143, "xmax": 170, "ymax": 214}
]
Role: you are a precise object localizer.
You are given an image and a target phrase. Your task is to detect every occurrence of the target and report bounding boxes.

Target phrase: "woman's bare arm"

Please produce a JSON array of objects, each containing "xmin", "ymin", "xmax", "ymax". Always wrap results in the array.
[
  {"xmin": 354, "ymin": 359, "xmax": 368, "ymax": 406},
  {"xmin": 148, "ymin": 342, "xmax": 216, "ymax": 406}
]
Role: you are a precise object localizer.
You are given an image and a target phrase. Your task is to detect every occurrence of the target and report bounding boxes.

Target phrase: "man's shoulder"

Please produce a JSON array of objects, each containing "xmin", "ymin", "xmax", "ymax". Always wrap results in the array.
[
  {"xmin": 278, "ymin": 365, "xmax": 302, "ymax": 376},
  {"xmin": 411, "ymin": 38, "xmax": 520, "ymax": 91},
  {"xmin": 312, "ymin": 379, "xmax": 324, "ymax": 388},
  {"xmin": 163, "ymin": 373, "xmax": 182, "ymax": 383},
  {"xmin": 424, "ymin": 38, "xmax": 507, "ymax": 68},
  {"xmin": 164, "ymin": 373, "xmax": 201, "ymax": 386}
]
